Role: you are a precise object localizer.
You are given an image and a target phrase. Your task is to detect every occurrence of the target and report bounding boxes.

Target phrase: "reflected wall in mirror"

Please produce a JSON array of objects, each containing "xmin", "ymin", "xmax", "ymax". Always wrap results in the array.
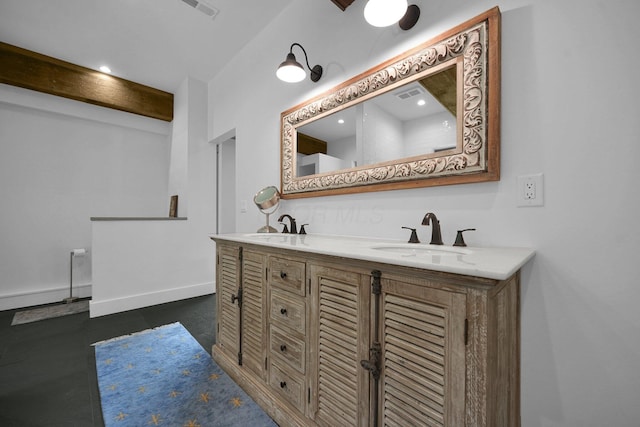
[
  {"xmin": 296, "ymin": 64, "xmax": 458, "ymax": 177},
  {"xmin": 280, "ymin": 7, "xmax": 500, "ymax": 198}
]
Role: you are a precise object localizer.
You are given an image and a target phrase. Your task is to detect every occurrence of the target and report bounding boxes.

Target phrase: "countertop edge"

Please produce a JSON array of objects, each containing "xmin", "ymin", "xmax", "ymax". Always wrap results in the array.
[{"xmin": 210, "ymin": 233, "xmax": 536, "ymax": 281}]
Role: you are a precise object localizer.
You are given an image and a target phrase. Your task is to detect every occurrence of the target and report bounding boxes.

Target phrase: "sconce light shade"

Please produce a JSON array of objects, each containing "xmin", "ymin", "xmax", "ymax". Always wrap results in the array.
[
  {"xmin": 399, "ymin": 4, "xmax": 420, "ymax": 30},
  {"xmin": 277, "ymin": 53, "xmax": 306, "ymax": 83},
  {"xmin": 277, "ymin": 43, "xmax": 323, "ymax": 83},
  {"xmin": 364, "ymin": 0, "xmax": 408, "ymax": 27}
]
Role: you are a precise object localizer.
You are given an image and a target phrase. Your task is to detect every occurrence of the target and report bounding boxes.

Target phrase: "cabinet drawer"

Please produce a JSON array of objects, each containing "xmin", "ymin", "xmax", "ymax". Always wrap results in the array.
[
  {"xmin": 270, "ymin": 324, "xmax": 306, "ymax": 373},
  {"xmin": 270, "ymin": 291, "xmax": 306, "ymax": 334},
  {"xmin": 269, "ymin": 362, "xmax": 305, "ymax": 412},
  {"xmin": 269, "ymin": 257, "xmax": 306, "ymax": 296}
]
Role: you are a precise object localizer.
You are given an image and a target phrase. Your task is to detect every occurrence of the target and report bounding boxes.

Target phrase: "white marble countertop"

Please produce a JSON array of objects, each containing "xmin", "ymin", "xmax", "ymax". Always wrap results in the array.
[{"xmin": 210, "ymin": 233, "xmax": 535, "ymax": 281}]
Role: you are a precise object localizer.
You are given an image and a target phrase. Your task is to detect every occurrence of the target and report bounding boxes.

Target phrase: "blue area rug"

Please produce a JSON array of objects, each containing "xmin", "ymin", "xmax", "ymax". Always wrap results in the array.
[{"xmin": 94, "ymin": 322, "xmax": 277, "ymax": 427}]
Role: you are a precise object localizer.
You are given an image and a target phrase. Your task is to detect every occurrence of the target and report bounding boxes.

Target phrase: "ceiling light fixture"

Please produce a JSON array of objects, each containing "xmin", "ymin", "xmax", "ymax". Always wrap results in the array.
[
  {"xmin": 276, "ymin": 43, "xmax": 322, "ymax": 83},
  {"xmin": 364, "ymin": 0, "xmax": 420, "ymax": 30},
  {"xmin": 99, "ymin": 65, "xmax": 112, "ymax": 74}
]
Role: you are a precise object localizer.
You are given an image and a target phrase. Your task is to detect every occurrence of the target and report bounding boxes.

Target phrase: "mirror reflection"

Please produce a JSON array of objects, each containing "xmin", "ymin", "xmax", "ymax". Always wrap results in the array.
[{"xmin": 296, "ymin": 65, "xmax": 458, "ymax": 177}]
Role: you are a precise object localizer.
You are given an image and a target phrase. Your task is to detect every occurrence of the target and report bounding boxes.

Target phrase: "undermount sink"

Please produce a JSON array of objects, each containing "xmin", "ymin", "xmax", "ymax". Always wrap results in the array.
[
  {"xmin": 239, "ymin": 233, "xmax": 297, "ymax": 240},
  {"xmin": 370, "ymin": 244, "xmax": 471, "ymax": 256}
]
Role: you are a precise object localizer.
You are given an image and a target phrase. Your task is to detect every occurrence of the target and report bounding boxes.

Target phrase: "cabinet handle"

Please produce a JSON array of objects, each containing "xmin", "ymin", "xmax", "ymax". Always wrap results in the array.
[
  {"xmin": 280, "ymin": 307, "xmax": 287, "ymax": 316},
  {"xmin": 280, "ymin": 381, "xmax": 287, "ymax": 389},
  {"xmin": 231, "ymin": 289, "xmax": 242, "ymax": 306},
  {"xmin": 280, "ymin": 344, "xmax": 287, "ymax": 352},
  {"xmin": 280, "ymin": 271, "xmax": 287, "ymax": 279}
]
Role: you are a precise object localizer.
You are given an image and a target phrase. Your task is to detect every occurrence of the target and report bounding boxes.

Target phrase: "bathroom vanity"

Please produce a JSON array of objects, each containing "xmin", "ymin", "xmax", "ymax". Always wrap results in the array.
[{"xmin": 210, "ymin": 233, "xmax": 534, "ymax": 427}]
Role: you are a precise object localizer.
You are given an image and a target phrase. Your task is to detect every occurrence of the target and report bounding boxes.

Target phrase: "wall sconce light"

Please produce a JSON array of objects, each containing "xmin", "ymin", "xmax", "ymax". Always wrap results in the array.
[
  {"xmin": 276, "ymin": 43, "xmax": 323, "ymax": 83},
  {"xmin": 364, "ymin": 0, "xmax": 420, "ymax": 30}
]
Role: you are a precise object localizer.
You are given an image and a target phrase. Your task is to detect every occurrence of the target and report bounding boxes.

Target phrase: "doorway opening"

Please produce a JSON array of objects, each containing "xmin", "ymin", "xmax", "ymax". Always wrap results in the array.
[{"xmin": 215, "ymin": 131, "xmax": 236, "ymax": 234}]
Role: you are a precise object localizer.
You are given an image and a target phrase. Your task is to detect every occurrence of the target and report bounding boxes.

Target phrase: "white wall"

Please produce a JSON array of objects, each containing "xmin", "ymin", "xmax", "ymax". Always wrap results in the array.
[
  {"xmin": 168, "ymin": 79, "xmax": 190, "ymax": 215},
  {"xmin": 327, "ymin": 134, "xmax": 356, "ymax": 165},
  {"xmin": 208, "ymin": 0, "xmax": 640, "ymax": 425},
  {"xmin": 89, "ymin": 77, "xmax": 216, "ymax": 317},
  {"xmin": 90, "ymin": 219, "xmax": 213, "ymax": 317},
  {"xmin": 404, "ymin": 111, "xmax": 456, "ymax": 155},
  {"xmin": 362, "ymin": 101, "xmax": 403, "ymax": 164},
  {"xmin": 0, "ymin": 84, "xmax": 171, "ymax": 310}
]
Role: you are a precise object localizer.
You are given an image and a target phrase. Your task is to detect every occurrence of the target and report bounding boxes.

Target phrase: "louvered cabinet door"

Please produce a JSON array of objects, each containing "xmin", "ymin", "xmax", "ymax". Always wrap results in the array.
[
  {"xmin": 241, "ymin": 250, "xmax": 267, "ymax": 379},
  {"xmin": 308, "ymin": 264, "xmax": 370, "ymax": 427},
  {"xmin": 379, "ymin": 277, "xmax": 466, "ymax": 427},
  {"xmin": 216, "ymin": 244, "xmax": 240, "ymax": 361}
]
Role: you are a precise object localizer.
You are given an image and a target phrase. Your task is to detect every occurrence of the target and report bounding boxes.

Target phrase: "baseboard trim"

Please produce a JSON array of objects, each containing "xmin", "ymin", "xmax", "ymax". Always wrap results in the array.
[
  {"xmin": 89, "ymin": 282, "xmax": 215, "ymax": 318},
  {"xmin": 0, "ymin": 284, "xmax": 92, "ymax": 311}
]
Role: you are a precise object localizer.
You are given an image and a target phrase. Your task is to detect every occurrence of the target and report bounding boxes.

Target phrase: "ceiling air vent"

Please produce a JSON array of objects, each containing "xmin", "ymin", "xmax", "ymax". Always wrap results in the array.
[
  {"xmin": 181, "ymin": 0, "xmax": 219, "ymax": 19},
  {"xmin": 395, "ymin": 86, "xmax": 425, "ymax": 100}
]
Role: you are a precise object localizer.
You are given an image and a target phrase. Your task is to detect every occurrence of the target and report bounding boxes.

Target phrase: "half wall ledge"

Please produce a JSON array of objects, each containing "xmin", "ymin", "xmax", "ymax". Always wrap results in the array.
[{"xmin": 90, "ymin": 217, "xmax": 187, "ymax": 221}]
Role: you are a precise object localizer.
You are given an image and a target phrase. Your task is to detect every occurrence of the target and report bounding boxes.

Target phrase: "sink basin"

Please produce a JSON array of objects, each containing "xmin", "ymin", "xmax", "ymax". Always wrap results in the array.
[
  {"xmin": 238, "ymin": 233, "xmax": 297, "ymax": 241},
  {"xmin": 370, "ymin": 244, "xmax": 471, "ymax": 256},
  {"xmin": 241, "ymin": 233, "xmax": 281, "ymax": 238}
]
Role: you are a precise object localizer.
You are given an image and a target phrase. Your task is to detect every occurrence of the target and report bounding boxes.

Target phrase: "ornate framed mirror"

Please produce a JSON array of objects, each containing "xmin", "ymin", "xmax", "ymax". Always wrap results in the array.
[{"xmin": 280, "ymin": 7, "xmax": 501, "ymax": 198}]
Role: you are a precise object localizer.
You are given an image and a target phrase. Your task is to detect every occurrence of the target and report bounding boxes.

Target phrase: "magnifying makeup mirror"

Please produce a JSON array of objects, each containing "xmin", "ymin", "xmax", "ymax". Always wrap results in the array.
[{"xmin": 254, "ymin": 186, "xmax": 280, "ymax": 233}]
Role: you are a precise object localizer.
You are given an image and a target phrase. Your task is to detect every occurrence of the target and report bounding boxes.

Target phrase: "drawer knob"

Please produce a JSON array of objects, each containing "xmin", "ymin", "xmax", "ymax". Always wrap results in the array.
[
  {"xmin": 280, "ymin": 271, "xmax": 287, "ymax": 279},
  {"xmin": 280, "ymin": 381, "xmax": 287, "ymax": 389},
  {"xmin": 280, "ymin": 344, "xmax": 287, "ymax": 352},
  {"xmin": 280, "ymin": 307, "xmax": 287, "ymax": 316}
]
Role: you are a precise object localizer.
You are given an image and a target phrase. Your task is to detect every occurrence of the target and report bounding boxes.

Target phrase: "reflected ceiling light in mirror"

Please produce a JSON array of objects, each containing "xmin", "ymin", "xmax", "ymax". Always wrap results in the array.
[
  {"xmin": 276, "ymin": 43, "xmax": 323, "ymax": 83},
  {"xmin": 364, "ymin": 0, "xmax": 420, "ymax": 30}
]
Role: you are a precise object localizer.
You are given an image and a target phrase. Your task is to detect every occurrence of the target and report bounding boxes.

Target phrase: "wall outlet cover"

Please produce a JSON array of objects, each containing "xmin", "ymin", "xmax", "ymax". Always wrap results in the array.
[{"xmin": 517, "ymin": 173, "xmax": 544, "ymax": 207}]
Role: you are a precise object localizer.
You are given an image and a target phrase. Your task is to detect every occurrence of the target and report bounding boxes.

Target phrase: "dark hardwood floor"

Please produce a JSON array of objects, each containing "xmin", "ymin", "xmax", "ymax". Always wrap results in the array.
[{"xmin": 0, "ymin": 294, "xmax": 216, "ymax": 427}]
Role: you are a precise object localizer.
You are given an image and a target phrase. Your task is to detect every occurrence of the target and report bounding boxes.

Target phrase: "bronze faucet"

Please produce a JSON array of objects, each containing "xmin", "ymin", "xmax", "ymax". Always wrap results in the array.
[
  {"xmin": 278, "ymin": 214, "xmax": 297, "ymax": 234},
  {"xmin": 401, "ymin": 227, "xmax": 420, "ymax": 243},
  {"xmin": 453, "ymin": 228, "xmax": 476, "ymax": 247},
  {"xmin": 421, "ymin": 212, "xmax": 443, "ymax": 245}
]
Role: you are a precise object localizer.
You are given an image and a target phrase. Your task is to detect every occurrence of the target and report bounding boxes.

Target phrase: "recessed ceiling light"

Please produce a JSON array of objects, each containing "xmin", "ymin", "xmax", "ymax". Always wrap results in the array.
[
  {"xmin": 417, "ymin": 99, "xmax": 426, "ymax": 106},
  {"xmin": 338, "ymin": 119, "xmax": 345, "ymax": 124},
  {"xmin": 99, "ymin": 65, "xmax": 112, "ymax": 74}
]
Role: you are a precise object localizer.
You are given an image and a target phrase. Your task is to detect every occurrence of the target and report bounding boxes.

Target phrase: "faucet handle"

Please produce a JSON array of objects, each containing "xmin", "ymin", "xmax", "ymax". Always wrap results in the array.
[
  {"xmin": 299, "ymin": 224, "xmax": 308, "ymax": 235},
  {"xmin": 280, "ymin": 223, "xmax": 289, "ymax": 234},
  {"xmin": 453, "ymin": 228, "xmax": 476, "ymax": 247},
  {"xmin": 401, "ymin": 226, "xmax": 420, "ymax": 243}
]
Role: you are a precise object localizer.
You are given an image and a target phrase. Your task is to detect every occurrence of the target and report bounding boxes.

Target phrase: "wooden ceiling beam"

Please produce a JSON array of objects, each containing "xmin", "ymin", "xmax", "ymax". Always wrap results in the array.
[
  {"xmin": 330, "ymin": 0, "xmax": 355, "ymax": 11},
  {"xmin": 0, "ymin": 42, "xmax": 173, "ymax": 122},
  {"xmin": 419, "ymin": 66, "xmax": 458, "ymax": 117}
]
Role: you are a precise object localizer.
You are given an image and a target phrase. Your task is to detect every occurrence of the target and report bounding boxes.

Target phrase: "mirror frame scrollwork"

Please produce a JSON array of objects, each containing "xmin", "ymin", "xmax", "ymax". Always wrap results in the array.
[{"xmin": 280, "ymin": 7, "xmax": 501, "ymax": 198}]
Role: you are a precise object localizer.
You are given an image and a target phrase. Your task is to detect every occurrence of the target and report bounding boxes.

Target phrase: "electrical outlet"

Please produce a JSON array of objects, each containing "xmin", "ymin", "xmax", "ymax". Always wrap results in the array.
[
  {"xmin": 517, "ymin": 173, "xmax": 544, "ymax": 207},
  {"xmin": 524, "ymin": 180, "xmax": 536, "ymax": 200}
]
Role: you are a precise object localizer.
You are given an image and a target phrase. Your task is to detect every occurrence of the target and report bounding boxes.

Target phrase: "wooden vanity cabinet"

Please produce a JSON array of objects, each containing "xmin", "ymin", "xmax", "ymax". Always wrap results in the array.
[
  {"xmin": 213, "ymin": 240, "xmax": 521, "ymax": 427},
  {"xmin": 267, "ymin": 255, "xmax": 309, "ymax": 413},
  {"xmin": 215, "ymin": 244, "xmax": 268, "ymax": 380},
  {"xmin": 307, "ymin": 262, "xmax": 371, "ymax": 427},
  {"xmin": 216, "ymin": 244, "xmax": 240, "ymax": 363},
  {"xmin": 377, "ymin": 271, "xmax": 467, "ymax": 426}
]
